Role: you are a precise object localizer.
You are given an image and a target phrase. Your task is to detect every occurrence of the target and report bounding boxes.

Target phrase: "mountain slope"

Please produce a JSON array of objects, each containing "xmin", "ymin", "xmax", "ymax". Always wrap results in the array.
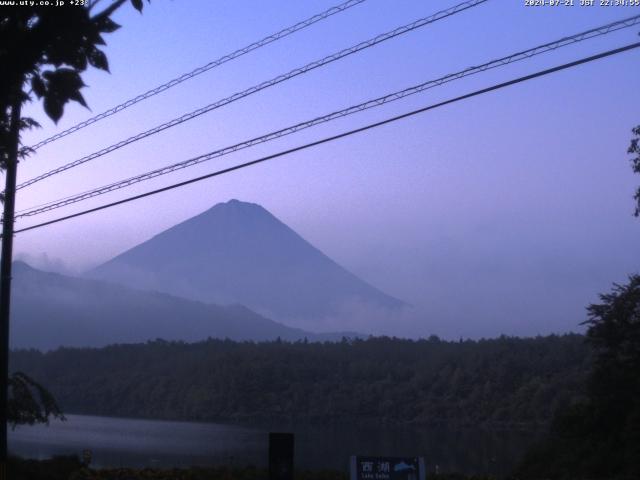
[
  {"xmin": 89, "ymin": 199, "xmax": 405, "ymax": 331},
  {"xmin": 10, "ymin": 262, "xmax": 337, "ymax": 350}
]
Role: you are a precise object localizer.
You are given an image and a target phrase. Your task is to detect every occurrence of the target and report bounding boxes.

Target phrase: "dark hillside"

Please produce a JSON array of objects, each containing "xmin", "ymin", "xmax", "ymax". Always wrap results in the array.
[
  {"xmin": 11, "ymin": 262, "xmax": 344, "ymax": 349},
  {"xmin": 12, "ymin": 335, "xmax": 590, "ymax": 428}
]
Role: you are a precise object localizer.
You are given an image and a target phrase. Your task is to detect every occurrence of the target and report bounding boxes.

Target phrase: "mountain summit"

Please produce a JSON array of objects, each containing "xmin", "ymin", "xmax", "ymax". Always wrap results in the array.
[{"xmin": 89, "ymin": 199, "xmax": 404, "ymax": 331}]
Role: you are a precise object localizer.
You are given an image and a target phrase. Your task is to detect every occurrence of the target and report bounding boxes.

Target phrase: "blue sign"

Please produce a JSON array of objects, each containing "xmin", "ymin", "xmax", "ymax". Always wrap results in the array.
[{"xmin": 350, "ymin": 456, "xmax": 425, "ymax": 480}]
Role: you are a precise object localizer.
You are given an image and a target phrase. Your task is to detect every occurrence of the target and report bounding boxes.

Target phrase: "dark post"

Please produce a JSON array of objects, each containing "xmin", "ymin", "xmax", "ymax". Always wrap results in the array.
[
  {"xmin": 269, "ymin": 432, "xmax": 294, "ymax": 480},
  {"xmin": 0, "ymin": 96, "xmax": 22, "ymax": 477}
]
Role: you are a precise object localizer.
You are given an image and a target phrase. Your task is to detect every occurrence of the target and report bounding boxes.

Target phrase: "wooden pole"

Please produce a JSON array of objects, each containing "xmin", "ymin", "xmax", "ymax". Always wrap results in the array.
[{"xmin": 0, "ymin": 95, "xmax": 22, "ymax": 477}]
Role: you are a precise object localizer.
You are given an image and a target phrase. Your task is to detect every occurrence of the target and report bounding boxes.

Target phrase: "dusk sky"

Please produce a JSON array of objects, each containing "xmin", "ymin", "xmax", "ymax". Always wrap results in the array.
[{"xmin": 12, "ymin": 0, "xmax": 640, "ymax": 338}]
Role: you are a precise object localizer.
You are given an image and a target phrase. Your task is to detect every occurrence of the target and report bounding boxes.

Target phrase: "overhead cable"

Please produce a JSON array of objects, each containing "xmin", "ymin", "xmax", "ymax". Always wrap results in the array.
[
  {"xmin": 28, "ymin": 0, "xmax": 370, "ymax": 150},
  {"xmin": 11, "ymin": 41, "xmax": 640, "ymax": 236},
  {"xmin": 16, "ymin": 13, "xmax": 640, "ymax": 218},
  {"xmin": 16, "ymin": 0, "xmax": 488, "ymax": 191}
]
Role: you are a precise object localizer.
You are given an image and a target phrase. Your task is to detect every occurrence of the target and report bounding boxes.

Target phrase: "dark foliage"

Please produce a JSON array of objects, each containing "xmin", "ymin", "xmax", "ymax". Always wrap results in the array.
[
  {"xmin": 11, "ymin": 335, "xmax": 589, "ymax": 429},
  {"xmin": 629, "ymin": 125, "xmax": 640, "ymax": 217},
  {"xmin": 7, "ymin": 456, "xmax": 500, "ymax": 480},
  {"xmin": 1, "ymin": 0, "xmax": 150, "ymax": 426},
  {"xmin": 8, "ymin": 455, "xmax": 84, "ymax": 480},
  {"xmin": 7, "ymin": 371, "xmax": 64, "ymax": 428},
  {"xmin": 0, "ymin": 0, "xmax": 149, "ymax": 173},
  {"xmin": 516, "ymin": 275, "xmax": 640, "ymax": 479}
]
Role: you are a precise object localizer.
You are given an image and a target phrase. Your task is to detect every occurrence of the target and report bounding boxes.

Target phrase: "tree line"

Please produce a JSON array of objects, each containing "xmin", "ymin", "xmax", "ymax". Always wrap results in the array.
[{"xmin": 11, "ymin": 334, "xmax": 589, "ymax": 429}]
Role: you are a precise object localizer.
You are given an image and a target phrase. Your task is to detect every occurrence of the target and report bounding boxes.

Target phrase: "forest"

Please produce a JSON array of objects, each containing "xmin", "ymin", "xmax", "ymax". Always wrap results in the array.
[{"xmin": 11, "ymin": 334, "xmax": 589, "ymax": 429}]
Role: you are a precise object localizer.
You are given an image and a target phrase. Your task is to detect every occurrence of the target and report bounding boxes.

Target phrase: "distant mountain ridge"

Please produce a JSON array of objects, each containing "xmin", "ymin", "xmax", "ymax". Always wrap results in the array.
[
  {"xmin": 10, "ymin": 262, "xmax": 351, "ymax": 351},
  {"xmin": 89, "ymin": 199, "xmax": 405, "ymax": 331}
]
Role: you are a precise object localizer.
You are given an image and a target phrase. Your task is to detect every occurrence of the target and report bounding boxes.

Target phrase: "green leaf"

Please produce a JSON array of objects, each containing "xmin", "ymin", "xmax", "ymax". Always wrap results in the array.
[
  {"xmin": 94, "ymin": 16, "xmax": 121, "ymax": 33},
  {"xmin": 42, "ymin": 68, "xmax": 89, "ymax": 121},
  {"xmin": 44, "ymin": 68, "xmax": 86, "ymax": 92},
  {"xmin": 43, "ymin": 96, "xmax": 64, "ymax": 123},
  {"xmin": 68, "ymin": 49, "xmax": 88, "ymax": 71},
  {"xmin": 19, "ymin": 117, "xmax": 41, "ymax": 131},
  {"xmin": 88, "ymin": 48, "xmax": 109, "ymax": 72},
  {"xmin": 31, "ymin": 76, "xmax": 46, "ymax": 98},
  {"xmin": 68, "ymin": 90, "xmax": 88, "ymax": 108},
  {"xmin": 131, "ymin": 0, "xmax": 143, "ymax": 12}
]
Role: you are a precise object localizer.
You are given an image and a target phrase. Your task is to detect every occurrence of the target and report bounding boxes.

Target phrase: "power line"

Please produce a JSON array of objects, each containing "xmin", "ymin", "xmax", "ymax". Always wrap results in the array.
[
  {"xmin": 15, "ymin": 13, "xmax": 640, "ymax": 218},
  {"xmin": 16, "ymin": 0, "xmax": 488, "ymax": 191},
  {"xmin": 28, "ymin": 0, "xmax": 369, "ymax": 151},
  {"xmin": 11, "ymin": 41, "xmax": 640, "ymax": 237}
]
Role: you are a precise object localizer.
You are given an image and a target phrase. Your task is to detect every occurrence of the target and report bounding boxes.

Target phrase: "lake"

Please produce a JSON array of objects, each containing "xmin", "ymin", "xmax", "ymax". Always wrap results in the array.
[{"xmin": 9, "ymin": 414, "xmax": 539, "ymax": 475}]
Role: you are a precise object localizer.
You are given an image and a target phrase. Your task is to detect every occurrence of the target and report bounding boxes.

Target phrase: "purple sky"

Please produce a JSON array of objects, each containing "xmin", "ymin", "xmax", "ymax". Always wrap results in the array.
[{"xmin": 12, "ymin": 0, "xmax": 640, "ymax": 338}]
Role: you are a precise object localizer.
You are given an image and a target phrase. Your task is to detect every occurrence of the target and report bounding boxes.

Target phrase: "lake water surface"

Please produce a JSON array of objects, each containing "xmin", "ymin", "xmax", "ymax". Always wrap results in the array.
[{"xmin": 9, "ymin": 414, "xmax": 539, "ymax": 475}]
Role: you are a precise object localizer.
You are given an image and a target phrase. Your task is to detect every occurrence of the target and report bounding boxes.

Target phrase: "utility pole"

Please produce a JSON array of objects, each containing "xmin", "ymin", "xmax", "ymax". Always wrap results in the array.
[{"xmin": 0, "ymin": 94, "xmax": 22, "ymax": 477}]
